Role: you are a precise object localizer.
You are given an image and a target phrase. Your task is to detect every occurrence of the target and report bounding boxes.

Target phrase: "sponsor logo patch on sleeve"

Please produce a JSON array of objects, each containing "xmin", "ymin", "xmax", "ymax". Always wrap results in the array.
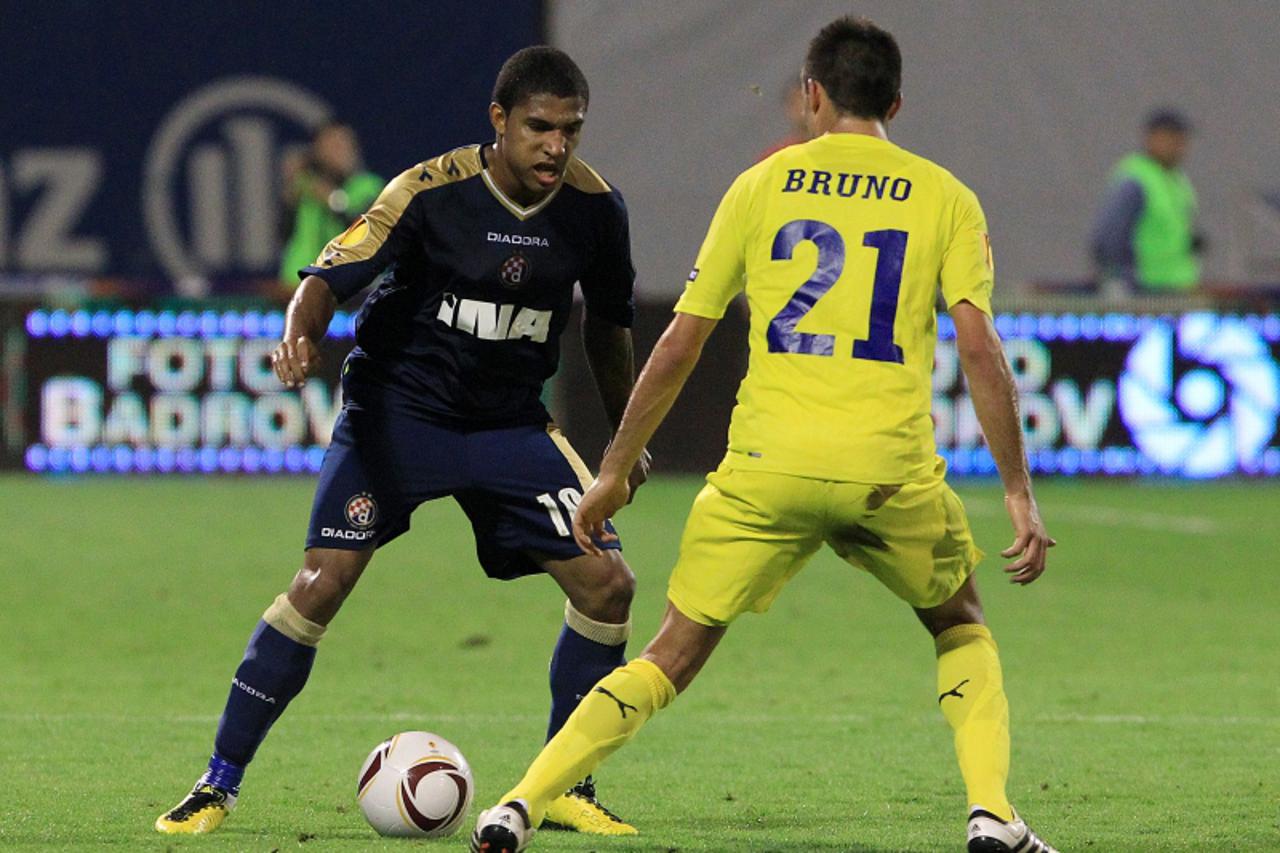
[{"xmin": 336, "ymin": 217, "xmax": 370, "ymax": 248}]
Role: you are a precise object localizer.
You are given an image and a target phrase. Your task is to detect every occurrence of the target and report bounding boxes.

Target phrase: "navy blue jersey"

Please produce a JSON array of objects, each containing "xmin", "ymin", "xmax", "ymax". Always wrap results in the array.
[{"xmin": 301, "ymin": 144, "xmax": 636, "ymax": 429}]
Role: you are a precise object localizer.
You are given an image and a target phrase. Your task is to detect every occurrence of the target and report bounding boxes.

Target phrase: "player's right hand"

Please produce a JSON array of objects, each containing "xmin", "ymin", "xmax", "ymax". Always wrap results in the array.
[
  {"xmin": 1001, "ymin": 491, "xmax": 1055, "ymax": 585},
  {"xmin": 271, "ymin": 335, "xmax": 321, "ymax": 389},
  {"xmin": 572, "ymin": 474, "xmax": 630, "ymax": 557}
]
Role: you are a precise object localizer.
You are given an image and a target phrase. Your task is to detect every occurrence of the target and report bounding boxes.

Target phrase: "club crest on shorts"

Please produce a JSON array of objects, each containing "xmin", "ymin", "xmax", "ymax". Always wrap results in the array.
[
  {"xmin": 500, "ymin": 251, "xmax": 532, "ymax": 289},
  {"xmin": 345, "ymin": 493, "xmax": 378, "ymax": 529}
]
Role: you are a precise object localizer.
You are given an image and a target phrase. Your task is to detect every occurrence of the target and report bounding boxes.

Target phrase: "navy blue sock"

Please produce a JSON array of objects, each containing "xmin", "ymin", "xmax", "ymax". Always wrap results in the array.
[
  {"xmin": 546, "ymin": 621, "xmax": 627, "ymax": 741},
  {"xmin": 211, "ymin": 620, "xmax": 316, "ymax": 773},
  {"xmin": 202, "ymin": 752, "xmax": 244, "ymax": 795}
]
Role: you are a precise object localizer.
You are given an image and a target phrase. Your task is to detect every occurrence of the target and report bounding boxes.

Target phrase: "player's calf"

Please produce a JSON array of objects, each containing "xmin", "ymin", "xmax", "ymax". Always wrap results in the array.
[{"xmin": 156, "ymin": 593, "xmax": 325, "ymax": 833}]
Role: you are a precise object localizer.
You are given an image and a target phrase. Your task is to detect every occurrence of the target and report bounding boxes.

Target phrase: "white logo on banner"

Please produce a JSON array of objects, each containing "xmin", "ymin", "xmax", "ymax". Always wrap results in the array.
[{"xmin": 142, "ymin": 76, "xmax": 332, "ymax": 284}]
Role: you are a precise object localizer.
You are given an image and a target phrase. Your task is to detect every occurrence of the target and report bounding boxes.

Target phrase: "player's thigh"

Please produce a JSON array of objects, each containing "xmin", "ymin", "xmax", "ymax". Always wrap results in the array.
[
  {"xmin": 826, "ymin": 473, "xmax": 982, "ymax": 609},
  {"xmin": 668, "ymin": 465, "xmax": 824, "ymax": 627},
  {"xmin": 456, "ymin": 423, "xmax": 621, "ymax": 581}
]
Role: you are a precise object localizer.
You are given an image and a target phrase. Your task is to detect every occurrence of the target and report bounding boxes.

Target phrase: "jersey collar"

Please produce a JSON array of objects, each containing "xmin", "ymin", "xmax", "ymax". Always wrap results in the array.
[{"xmin": 479, "ymin": 144, "xmax": 561, "ymax": 221}]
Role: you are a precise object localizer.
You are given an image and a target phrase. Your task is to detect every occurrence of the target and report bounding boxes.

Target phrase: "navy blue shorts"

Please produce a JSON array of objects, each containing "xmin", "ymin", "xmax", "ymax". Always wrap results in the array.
[{"xmin": 305, "ymin": 405, "xmax": 620, "ymax": 580}]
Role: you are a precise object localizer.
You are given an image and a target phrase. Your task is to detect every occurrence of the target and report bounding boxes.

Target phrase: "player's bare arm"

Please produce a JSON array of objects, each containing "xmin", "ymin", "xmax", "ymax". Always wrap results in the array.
[
  {"xmin": 272, "ymin": 274, "xmax": 337, "ymax": 389},
  {"xmin": 951, "ymin": 299, "xmax": 1054, "ymax": 584},
  {"xmin": 573, "ymin": 313, "xmax": 718, "ymax": 554},
  {"xmin": 581, "ymin": 311, "xmax": 652, "ymax": 498}
]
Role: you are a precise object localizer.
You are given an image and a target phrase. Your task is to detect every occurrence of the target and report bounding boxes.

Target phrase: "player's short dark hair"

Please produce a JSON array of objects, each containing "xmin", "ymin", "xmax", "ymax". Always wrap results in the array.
[
  {"xmin": 804, "ymin": 17, "xmax": 901, "ymax": 120},
  {"xmin": 492, "ymin": 46, "xmax": 590, "ymax": 113}
]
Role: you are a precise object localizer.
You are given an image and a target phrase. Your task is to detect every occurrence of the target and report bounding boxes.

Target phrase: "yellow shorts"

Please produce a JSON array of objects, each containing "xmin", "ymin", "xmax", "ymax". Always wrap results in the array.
[{"xmin": 667, "ymin": 457, "xmax": 983, "ymax": 626}]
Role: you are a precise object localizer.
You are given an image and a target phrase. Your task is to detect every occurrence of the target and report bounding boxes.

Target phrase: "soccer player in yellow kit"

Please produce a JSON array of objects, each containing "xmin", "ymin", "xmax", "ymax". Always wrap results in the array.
[{"xmin": 474, "ymin": 17, "xmax": 1058, "ymax": 853}]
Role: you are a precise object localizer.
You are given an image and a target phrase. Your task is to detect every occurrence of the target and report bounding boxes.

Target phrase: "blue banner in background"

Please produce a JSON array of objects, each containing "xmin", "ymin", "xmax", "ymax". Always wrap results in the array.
[
  {"xmin": 6, "ymin": 309, "xmax": 1279, "ymax": 477},
  {"xmin": 933, "ymin": 312, "xmax": 1280, "ymax": 478},
  {"xmin": 0, "ymin": 1, "xmax": 542, "ymax": 286}
]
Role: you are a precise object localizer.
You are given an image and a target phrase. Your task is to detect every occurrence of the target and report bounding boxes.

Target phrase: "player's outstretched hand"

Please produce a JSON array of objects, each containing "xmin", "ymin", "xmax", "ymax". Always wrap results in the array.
[
  {"xmin": 271, "ymin": 336, "xmax": 321, "ymax": 389},
  {"xmin": 1000, "ymin": 491, "xmax": 1055, "ymax": 584},
  {"xmin": 572, "ymin": 474, "xmax": 630, "ymax": 556},
  {"xmin": 626, "ymin": 448, "xmax": 652, "ymax": 504}
]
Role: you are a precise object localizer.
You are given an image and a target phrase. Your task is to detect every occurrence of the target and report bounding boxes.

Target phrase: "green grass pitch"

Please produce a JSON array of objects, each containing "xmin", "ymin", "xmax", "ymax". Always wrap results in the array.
[{"xmin": 2, "ymin": 475, "xmax": 1277, "ymax": 851}]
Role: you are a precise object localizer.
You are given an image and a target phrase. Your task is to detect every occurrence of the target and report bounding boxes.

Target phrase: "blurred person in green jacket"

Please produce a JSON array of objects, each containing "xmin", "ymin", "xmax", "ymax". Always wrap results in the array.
[
  {"xmin": 278, "ymin": 122, "xmax": 383, "ymax": 288},
  {"xmin": 1091, "ymin": 109, "xmax": 1203, "ymax": 295}
]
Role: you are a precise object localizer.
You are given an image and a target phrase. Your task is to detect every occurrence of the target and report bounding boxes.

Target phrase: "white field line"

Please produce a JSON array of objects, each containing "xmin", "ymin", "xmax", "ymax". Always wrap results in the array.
[
  {"xmin": 1, "ymin": 711, "xmax": 1275, "ymax": 727},
  {"xmin": 963, "ymin": 500, "xmax": 1223, "ymax": 535}
]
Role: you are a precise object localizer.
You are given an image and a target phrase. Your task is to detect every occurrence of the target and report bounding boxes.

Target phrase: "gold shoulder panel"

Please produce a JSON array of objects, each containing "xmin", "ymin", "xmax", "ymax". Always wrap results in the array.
[
  {"xmin": 563, "ymin": 156, "xmax": 612, "ymax": 194},
  {"xmin": 314, "ymin": 146, "xmax": 482, "ymax": 268},
  {"xmin": 417, "ymin": 144, "xmax": 484, "ymax": 185}
]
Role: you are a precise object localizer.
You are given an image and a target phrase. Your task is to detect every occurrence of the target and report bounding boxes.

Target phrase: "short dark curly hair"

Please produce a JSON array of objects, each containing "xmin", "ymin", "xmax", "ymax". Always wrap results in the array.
[
  {"xmin": 492, "ymin": 46, "xmax": 590, "ymax": 112},
  {"xmin": 804, "ymin": 17, "xmax": 901, "ymax": 120}
]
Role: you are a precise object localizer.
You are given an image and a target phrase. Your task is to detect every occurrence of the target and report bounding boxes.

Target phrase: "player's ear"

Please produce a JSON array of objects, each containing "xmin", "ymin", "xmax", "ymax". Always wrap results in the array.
[
  {"xmin": 885, "ymin": 93, "xmax": 903, "ymax": 122},
  {"xmin": 489, "ymin": 102, "xmax": 507, "ymax": 138},
  {"xmin": 803, "ymin": 77, "xmax": 822, "ymax": 116}
]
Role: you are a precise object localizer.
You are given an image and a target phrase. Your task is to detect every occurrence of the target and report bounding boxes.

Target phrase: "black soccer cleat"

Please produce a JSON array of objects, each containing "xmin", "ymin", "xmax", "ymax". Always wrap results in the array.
[
  {"xmin": 967, "ymin": 807, "xmax": 1059, "ymax": 853},
  {"xmin": 471, "ymin": 800, "xmax": 534, "ymax": 853}
]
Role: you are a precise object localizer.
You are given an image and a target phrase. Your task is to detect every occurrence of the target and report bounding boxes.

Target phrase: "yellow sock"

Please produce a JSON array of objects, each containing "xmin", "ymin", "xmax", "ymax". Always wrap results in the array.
[
  {"xmin": 502, "ymin": 657, "xmax": 676, "ymax": 825},
  {"xmin": 935, "ymin": 623, "xmax": 1013, "ymax": 822}
]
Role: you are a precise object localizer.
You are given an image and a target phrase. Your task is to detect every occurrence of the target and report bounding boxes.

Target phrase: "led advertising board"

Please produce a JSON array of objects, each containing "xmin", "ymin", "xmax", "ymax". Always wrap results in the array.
[{"xmin": 3, "ymin": 310, "xmax": 1278, "ymax": 477}]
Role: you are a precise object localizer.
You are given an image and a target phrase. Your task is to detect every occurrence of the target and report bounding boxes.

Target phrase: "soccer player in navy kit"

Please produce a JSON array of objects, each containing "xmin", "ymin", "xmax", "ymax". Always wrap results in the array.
[{"xmin": 157, "ymin": 47, "xmax": 646, "ymax": 837}]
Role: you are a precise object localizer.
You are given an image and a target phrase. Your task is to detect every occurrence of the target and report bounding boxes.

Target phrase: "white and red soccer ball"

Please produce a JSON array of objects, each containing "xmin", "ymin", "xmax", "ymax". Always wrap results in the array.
[{"xmin": 356, "ymin": 731, "xmax": 474, "ymax": 837}]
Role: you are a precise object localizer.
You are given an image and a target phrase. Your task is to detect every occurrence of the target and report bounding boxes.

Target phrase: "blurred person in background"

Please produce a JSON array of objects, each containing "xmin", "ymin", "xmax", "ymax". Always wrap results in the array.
[
  {"xmin": 277, "ymin": 121, "xmax": 383, "ymax": 290},
  {"xmin": 1091, "ymin": 108, "xmax": 1203, "ymax": 296}
]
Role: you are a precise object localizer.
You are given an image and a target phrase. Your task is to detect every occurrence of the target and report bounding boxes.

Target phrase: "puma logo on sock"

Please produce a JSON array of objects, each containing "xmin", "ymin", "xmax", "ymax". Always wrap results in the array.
[
  {"xmin": 594, "ymin": 686, "xmax": 639, "ymax": 718},
  {"xmin": 938, "ymin": 678, "xmax": 971, "ymax": 704}
]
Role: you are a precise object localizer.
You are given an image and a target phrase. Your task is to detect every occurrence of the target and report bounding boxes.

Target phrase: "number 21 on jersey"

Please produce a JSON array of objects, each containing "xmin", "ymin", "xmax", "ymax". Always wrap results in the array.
[{"xmin": 767, "ymin": 219, "xmax": 907, "ymax": 364}]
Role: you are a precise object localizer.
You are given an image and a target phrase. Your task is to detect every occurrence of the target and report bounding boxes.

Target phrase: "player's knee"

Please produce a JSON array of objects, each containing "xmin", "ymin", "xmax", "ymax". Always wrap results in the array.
[
  {"xmin": 289, "ymin": 548, "xmax": 371, "ymax": 622},
  {"xmin": 573, "ymin": 554, "xmax": 635, "ymax": 623},
  {"xmin": 914, "ymin": 574, "xmax": 985, "ymax": 637},
  {"xmin": 915, "ymin": 599, "xmax": 985, "ymax": 637},
  {"xmin": 602, "ymin": 555, "xmax": 636, "ymax": 611}
]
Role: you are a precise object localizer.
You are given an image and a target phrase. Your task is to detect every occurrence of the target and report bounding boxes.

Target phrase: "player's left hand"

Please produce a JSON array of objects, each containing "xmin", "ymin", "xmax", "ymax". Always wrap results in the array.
[
  {"xmin": 1001, "ymin": 491, "xmax": 1055, "ymax": 584},
  {"xmin": 572, "ymin": 473, "xmax": 630, "ymax": 556},
  {"xmin": 626, "ymin": 448, "xmax": 652, "ymax": 503}
]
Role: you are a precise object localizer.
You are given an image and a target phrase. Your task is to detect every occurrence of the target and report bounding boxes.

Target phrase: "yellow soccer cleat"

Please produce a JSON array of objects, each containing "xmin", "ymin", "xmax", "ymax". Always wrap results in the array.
[
  {"xmin": 541, "ymin": 777, "xmax": 637, "ymax": 836},
  {"xmin": 154, "ymin": 782, "xmax": 237, "ymax": 834}
]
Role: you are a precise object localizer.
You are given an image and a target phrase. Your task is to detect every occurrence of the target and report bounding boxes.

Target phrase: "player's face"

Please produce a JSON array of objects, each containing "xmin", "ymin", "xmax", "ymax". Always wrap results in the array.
[{"xmin": 490, "ymin": 94, "xmax": 586, "ymax": 201}]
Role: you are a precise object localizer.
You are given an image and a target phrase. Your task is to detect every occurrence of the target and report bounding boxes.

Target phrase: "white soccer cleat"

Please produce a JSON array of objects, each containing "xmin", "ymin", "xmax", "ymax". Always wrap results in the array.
[
  {"xmin": 967, "ymin": 807, "xmax": 1058, "ymax": 853},
  {"xmin": 470, "ymin": 801, "xmax": 535, "ymax": 853}
]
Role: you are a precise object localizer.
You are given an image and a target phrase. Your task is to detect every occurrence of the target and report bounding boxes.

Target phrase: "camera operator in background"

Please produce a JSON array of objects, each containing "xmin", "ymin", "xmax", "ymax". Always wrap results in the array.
[
  {"xmin": 1091, "ymin": 108, "xmax": 1204, "ymax": 299},
  {"xmin": 278, "ymin": 122, "xmax": 383, "ymax": 291}
]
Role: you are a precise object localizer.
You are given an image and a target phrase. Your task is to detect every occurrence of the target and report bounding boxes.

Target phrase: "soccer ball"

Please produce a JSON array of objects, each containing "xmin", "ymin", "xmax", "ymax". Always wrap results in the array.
[{"xmin": 356, "ymin": 730, "xmax": 474, "ymax": 837}]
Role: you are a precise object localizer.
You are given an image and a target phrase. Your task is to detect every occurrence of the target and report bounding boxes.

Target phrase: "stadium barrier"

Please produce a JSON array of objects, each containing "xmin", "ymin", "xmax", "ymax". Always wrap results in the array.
[{"xmin": 2, "ymin": 301, "xmax": 1277, "ymax": 478}]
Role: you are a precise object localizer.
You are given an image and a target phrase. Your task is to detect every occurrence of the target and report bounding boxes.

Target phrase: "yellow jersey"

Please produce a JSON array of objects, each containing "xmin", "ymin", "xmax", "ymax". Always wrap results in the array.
[{"xmin": 675, "ymin": 132, "xmax": 994, "ymax": 483}]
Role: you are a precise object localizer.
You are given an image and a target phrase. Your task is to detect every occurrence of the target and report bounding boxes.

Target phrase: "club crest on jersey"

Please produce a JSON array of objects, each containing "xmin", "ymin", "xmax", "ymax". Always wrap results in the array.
[
  {"xmin": 345, "ymin": 493, "xmax": 377, "ymax": 529},
  {"xmin": 500, "ymin": 251, "xmax": 532, "ymax": 289}
]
